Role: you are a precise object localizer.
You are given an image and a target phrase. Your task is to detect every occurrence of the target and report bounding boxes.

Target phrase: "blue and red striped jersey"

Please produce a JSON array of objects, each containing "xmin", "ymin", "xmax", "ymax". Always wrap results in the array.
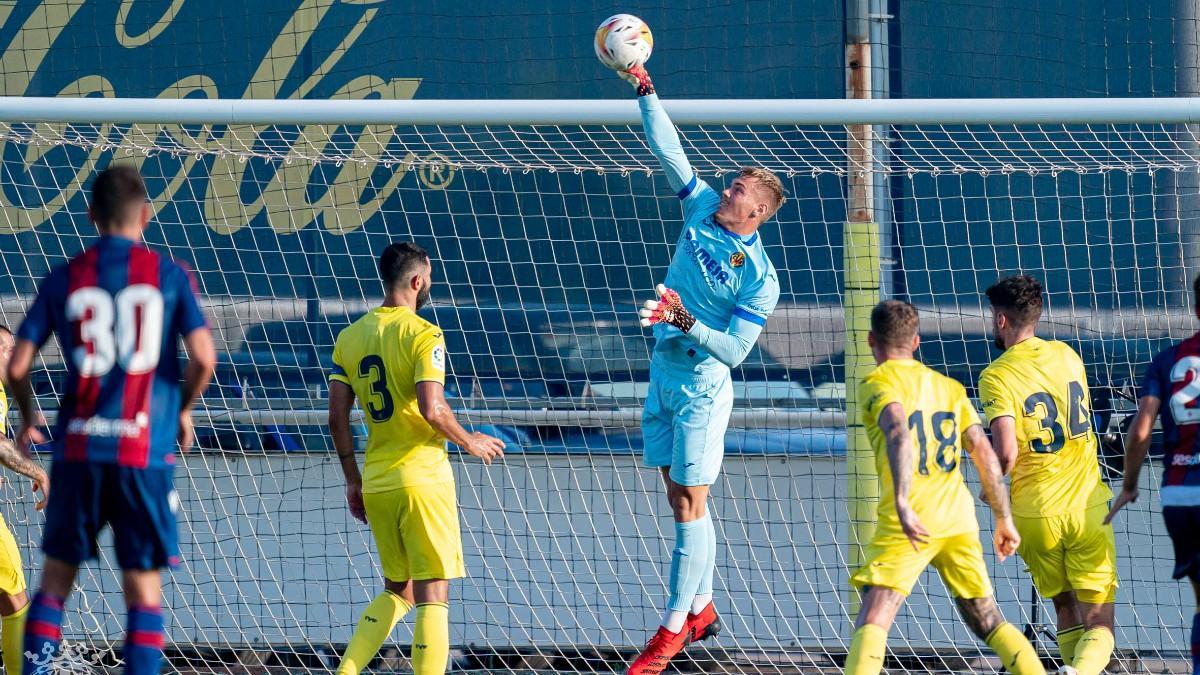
[
  {"xmin": 1140, "ymin": 332, "xmax": 1200, "ymax": 504},
  {"xmin": 16, "ymin": 236, "xmax": 207, "ymax": 469}
]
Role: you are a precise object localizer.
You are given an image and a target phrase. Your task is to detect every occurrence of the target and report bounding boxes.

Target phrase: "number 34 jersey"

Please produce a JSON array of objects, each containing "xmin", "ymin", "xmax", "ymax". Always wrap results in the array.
[
  {"xmin": 330, "ymin": 305, "xmax": 451, "ymax": 493},
  {"xmin": 979, "ymin": 337, "xmax": 1110, "ymax": 518},
  {"xmin": 1140, "ymin": 332, "xmax": 1200, "ymax": 506},
  {"xmin": 860, "ymin": 359, "xmax": 983, "ymax": 540},
  {"xmin": 16, "ymin": 236, "xmax": 207, "ymax": 469}
]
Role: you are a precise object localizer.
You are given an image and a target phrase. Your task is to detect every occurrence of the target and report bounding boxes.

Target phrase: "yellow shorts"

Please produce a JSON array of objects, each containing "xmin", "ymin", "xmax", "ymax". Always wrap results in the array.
[
  {"xmin": 0, "ymin": 515, "xmax": 25, "ymax": 596},
  {"xmin": 851, "ymin": 530, "xmax": 993, "ymax": 599},
  {"xmin": 364, "ymin": 481, "xmax": 465, "ymax": 583},
  {"xmin": 1014, "ymin": 502, "xmax": 1118, "ymax": 603}
]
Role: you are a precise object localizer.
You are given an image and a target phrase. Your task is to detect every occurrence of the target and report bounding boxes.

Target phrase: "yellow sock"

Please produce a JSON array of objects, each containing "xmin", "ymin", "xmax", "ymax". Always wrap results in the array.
[
  {"xmin": 986, "ymin": 622, "xmax": 1046, "ymax": 675},
  {"xmin": 336, "ymin": 591, "xmax": 411, "ymax": 675},
  {"xmin": 844, "ymin": 624, "xmax": 888, "ymax": 675},
  {"xmin": 2, "ymin": 604, "xmax": 27, "ymax": 675},
  {"xmin": 1072, "ymin": 627, "xmax": 1114, "ymax": 675},
  {"xmin": 412, "ymin": 603, "xmax": 449, "ymax": 675},
  {"xmin": 1057, "ymin": 624, "xmax": 1084, "ymax": 664}
]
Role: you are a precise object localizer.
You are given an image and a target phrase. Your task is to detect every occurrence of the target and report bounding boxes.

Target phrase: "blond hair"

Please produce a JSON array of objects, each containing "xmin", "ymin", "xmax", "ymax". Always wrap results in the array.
[{"xmin": 740, "ymin": 166, "xmax": 786, "ymax": 219}]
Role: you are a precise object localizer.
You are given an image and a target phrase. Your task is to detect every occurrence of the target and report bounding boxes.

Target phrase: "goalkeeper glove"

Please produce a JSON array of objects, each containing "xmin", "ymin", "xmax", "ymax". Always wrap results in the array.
[
  {"xmin": 620, "ymin": 64, "xmax": 655, "ymax": 97},
  {"xmin": 639, "ymin": 284, "xmax": 696, "ymax": 333}
]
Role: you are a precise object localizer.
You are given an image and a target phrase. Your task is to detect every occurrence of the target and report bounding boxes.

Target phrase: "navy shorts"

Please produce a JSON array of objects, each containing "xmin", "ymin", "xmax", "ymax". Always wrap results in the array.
[
  {"xmin": 1163, "ymin": 506, "xmax": 1200, "ymax": 582},
  {"xmin": 42, "ymin": 462, "xmax": 179, "ymax": 570}
]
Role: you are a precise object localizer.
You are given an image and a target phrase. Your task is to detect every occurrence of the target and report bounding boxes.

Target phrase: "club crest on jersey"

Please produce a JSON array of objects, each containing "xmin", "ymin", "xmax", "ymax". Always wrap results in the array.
[{"xmin": 730, "ymin": 252, "xmax": 745, "ymax": 267}]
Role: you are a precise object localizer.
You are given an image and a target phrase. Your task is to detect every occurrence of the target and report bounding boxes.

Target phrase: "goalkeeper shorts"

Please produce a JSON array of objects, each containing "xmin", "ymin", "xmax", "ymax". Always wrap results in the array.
[{"xmin": 641, "ymin": 366, "xmax": 732, "ymax": 487}]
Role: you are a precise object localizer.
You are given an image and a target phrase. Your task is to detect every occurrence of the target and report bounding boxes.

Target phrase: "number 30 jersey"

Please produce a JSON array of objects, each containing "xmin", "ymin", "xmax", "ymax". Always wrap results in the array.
[
  {"xmin": 330, "ymin": 305, "xmax": 451, "ymax": 493},
  {"xmin": 979, "ymin": 337, "xmax": 1110, "ymax": 518},
  {"xmin": 860, "ymin": 358, "xmax": 982, "ymax": 540},
  {"xmin": 1140, "ymin": 332, "xmax": 1200, "ymax": 506},
  {"xmin": 16, "ymin": 236, "xmax": 207, "ymax": 469}
]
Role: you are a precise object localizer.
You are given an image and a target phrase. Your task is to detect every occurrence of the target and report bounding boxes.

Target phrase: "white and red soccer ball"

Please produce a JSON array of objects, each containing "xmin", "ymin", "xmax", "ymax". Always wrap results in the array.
[{"xmin": 594, "ymin": 14, "xmax": 654, "ymax": 72}]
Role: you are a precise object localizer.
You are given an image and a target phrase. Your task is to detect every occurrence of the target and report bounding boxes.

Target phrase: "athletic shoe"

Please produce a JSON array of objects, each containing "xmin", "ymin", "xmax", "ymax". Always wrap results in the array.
[
  {"xmin": 627, "ymin": 625, "xmax": 688, "ymax": 674},
  {"xmin": 685, "ymin": 602, "xmax": 721, "ymax": 646}
]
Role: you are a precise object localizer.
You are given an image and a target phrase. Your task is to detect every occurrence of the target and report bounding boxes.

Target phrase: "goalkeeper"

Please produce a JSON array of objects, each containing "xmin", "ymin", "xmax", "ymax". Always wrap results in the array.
[{"xmin": 619, "ymin": 65, "xmax": 785, "ymax": 674}]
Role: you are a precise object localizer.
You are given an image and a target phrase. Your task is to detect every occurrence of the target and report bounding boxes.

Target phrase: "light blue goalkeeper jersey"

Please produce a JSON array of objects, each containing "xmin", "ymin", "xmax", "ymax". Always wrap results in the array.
[{"xmin": 640, "ymin": 94, "xmax": 780, "ymax": 377}]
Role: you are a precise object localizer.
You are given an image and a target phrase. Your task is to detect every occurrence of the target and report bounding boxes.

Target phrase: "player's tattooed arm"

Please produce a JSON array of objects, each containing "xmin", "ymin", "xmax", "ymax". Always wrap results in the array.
[
  {"xmin": 0, "ymin": 436, "xmax": 48, "ymax": 510},
  {"xmin": 879, "ymin": 402, "xmax": 930, "ymax": 551},
  {"xmin": 964, "ymin": 423, "xmax": 1012, "ymax": 520},
  {"xmin": 964, "ymin": 423, "xmax": 1020, "ymax": 561}
]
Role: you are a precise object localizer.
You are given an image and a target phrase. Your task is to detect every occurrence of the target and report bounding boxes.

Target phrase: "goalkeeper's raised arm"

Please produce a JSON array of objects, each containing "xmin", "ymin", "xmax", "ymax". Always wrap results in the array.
[{"xmin": 624, "ymin": 65, "xmax": 698, "ymax": 198}]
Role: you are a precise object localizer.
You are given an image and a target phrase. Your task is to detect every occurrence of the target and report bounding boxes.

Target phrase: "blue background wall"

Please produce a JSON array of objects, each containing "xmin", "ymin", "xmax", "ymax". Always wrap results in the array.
[{"xmin": 0, "ymin": 0, "xmax": 1184, "ymax": 309}]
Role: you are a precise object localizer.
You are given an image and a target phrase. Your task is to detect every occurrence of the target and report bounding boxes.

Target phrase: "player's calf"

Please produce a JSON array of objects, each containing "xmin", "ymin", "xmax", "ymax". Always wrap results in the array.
[{"xmin": 957, "ymin": 597, "xmax": 1046, "ymax": 675}]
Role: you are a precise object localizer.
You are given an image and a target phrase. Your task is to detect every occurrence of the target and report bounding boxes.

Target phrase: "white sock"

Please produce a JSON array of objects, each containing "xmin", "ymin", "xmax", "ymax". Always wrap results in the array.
[
  {"xmin": 660, "ymin": 609, "xmax": 688, "ymax": 633},
  {"xmin": 691, "ymin": 593, "xmax": 713, "ymax": 615}
]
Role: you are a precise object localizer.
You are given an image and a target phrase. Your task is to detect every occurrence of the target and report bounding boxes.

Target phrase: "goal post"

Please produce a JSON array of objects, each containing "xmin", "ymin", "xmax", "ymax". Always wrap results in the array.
[{"xmin": 0, "ymin": 95, "xmax": 1195, "ymax": 672}]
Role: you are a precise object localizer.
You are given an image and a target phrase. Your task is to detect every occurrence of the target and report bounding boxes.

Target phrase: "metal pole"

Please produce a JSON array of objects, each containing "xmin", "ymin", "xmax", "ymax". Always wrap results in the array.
[
  {"xmin": 1168, "ymin": 0, "xmax": 1200, "ymax": 307},
  {"xmin": 869, "ymin": 0, "xmax": 893, "ymax": 299},
  {"xmin": 2, "ymin": 96, "xmax": 1200, "ymax": 126},
  {"xmin": 844, "ymin": 0, "xmax": 880, "ymax": 620}
]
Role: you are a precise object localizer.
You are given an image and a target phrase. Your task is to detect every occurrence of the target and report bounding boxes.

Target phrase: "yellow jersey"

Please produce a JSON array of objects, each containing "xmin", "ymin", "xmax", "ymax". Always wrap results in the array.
[
  {"xmin": 860, "ymin": 358, "xmax": 982, "ymax": 539},
  {"xmin": 0, "ymin": 380, "xmax": 7, "ymax": 435},
  {"xmin": 978, "ymin": 337, "xmax": 1111, "ymax": 518},
  {"xmin": 330, "ymin": 306, "xmax": 452, "ymax": 493}
]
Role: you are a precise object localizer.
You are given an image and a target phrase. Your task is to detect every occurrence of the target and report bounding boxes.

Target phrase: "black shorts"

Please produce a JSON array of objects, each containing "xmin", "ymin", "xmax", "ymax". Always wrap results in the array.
[{"xmin": 1163, "ymin": 506, "xmax": 1200, "ymax": 582}]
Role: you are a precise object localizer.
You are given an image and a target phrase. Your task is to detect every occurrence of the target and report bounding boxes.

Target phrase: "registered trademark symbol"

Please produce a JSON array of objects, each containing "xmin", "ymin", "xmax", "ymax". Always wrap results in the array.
[{"xmin": 418, "ymin": 153, "xmax": 455, "ymax": 189}]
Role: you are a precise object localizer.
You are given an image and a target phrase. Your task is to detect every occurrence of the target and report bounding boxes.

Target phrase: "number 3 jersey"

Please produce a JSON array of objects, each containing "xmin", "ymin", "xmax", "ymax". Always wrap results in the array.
[
  {"xmin": 860, "ymin": 358, "xmax": 982, "ymax": 540},
  {"xmin": 330, "ymin": 306, "xmax": 451, "ymax": 493},
  {"xmin": 1140, "ymin": 332, "xmax": 1200, "ymax": 506},
  {"xmin": 16, "ymin": 236, "xmax": 207, "ymax": 469},
  {"xmin": 979, "ymin": 337, "xmax": 1110, "ymax": 518}
]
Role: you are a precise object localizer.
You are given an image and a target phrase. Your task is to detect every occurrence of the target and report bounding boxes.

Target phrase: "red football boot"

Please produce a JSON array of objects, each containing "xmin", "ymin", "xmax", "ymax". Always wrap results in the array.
[
  {"xmin": 627, "ymin": 625, "xmax": 688, "ymax": 674},
  {"xmin": 685, "ymin": 602, "xmax": 721, "ymax": 646}
]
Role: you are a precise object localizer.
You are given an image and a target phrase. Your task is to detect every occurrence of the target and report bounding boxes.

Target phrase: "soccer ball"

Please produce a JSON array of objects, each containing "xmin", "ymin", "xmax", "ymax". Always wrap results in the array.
[{"xmin": 594, "ymin": 14, "xmax": 653, "ymax": 72}]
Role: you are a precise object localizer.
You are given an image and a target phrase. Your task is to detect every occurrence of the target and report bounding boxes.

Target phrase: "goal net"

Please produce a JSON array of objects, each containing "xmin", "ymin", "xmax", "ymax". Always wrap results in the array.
[{"xmin": 0, "ymin": 103, "xmax": 1192, "ymax": 673}]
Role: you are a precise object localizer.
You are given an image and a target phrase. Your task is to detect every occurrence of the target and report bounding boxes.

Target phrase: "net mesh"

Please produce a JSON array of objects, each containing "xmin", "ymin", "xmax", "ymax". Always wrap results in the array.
[{"xmin": 0, "ymin": 116, "xmax": 1191, "ymax": 674}]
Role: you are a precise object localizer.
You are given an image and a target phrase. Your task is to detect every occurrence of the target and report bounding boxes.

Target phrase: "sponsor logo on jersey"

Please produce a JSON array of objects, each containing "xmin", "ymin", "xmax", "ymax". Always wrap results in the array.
[
  {"xmin": 1172, "ymin": 452, "xmax": 1200, "ymax": 467},
  {"xmin": 684, "ymin": 231, "xmax": 731, "ymax": 287},
  {"xmin": 730, "ymin": 251, "xmax": 745, "ymax": 267}
]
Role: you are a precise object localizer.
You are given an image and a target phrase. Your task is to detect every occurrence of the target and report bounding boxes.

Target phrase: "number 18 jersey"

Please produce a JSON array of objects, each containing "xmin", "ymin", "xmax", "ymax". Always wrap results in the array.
[
  {"xmin": 16, "ymin": 236, "xmax": 207, "ymax": 469},
  {"xmin": 979, "ymin": 337, "xmax": 1110, "ymax": 518},
  {"xmin": 1140, "ymin": 332, "xmax": 1200, "ymax": 506},
  {"xmin": 860, "ymin": 358, "xmax": 981, "ymax": 540},
  {"xmin": 330, "ymin": 306, "xmax": 451, "ymax": 493}
]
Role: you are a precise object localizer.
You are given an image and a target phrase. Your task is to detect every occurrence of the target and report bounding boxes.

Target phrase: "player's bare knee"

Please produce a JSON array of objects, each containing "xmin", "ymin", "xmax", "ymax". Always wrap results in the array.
[
  {"xmin": 0, "ymin": 590, "xmax": 27, "ymax": 616},
  {"xmin": 854, "ymin": 586, "xmax": 904, "ymax": 631},
  {"xmin": 1078, "ymin": 600, "xmax": 1115, "ymax": 631},
  {"xmin": 1052, "ymin": 592, "xmax": 1082, "ymax": 628},
  {"xmin": 384, "ymin": 578, "xmax": 412, "ymax": 601},
  {"xmin": 412, "ymin": 579, "xmax": 450, "ymax": 605},
  {"xmin": 666, "ymin": 483, "xmax": 708, "ymax": 522},
  {"xmin": 954, "ymin": 596, "xmax": 1004, "ymax": 640},
  {"xmin": 121, "ymin": 569, "xmax": 162, "ymax": 608}
]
